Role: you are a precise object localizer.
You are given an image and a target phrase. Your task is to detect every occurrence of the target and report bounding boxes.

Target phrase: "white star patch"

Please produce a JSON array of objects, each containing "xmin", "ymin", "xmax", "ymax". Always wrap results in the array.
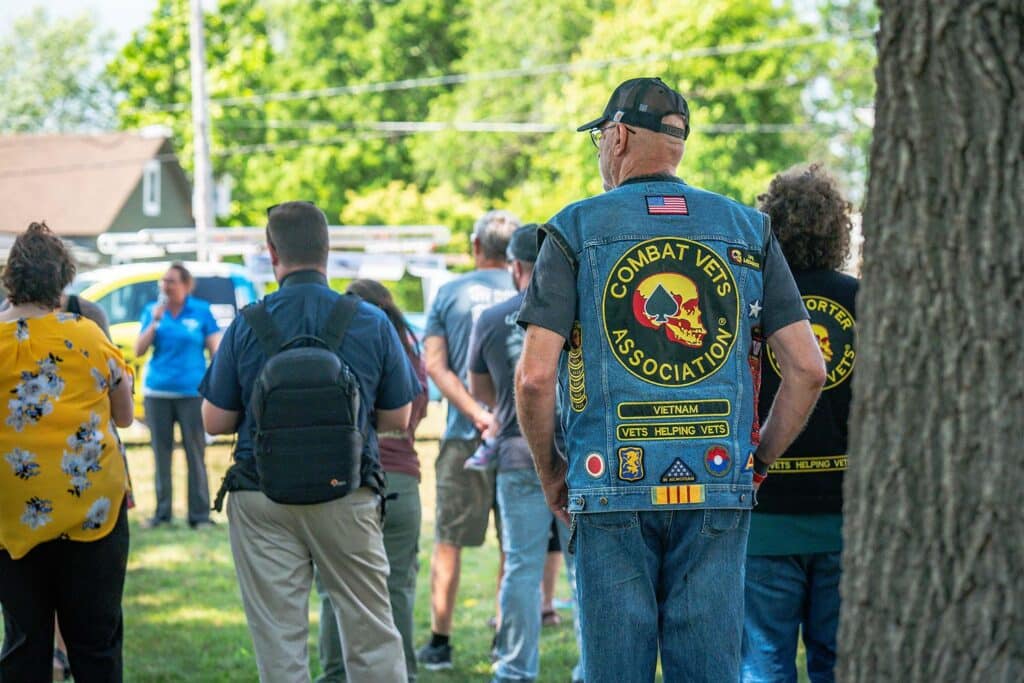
[{"xmin": 748, "ymin": 300, "xmax": 763, "ymax": 318}]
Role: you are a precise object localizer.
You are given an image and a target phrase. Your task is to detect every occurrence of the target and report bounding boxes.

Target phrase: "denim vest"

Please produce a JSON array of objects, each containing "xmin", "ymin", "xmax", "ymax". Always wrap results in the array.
[{"xmin": 544, "ymin": 177, "xmax": 768, "ymax": 513}]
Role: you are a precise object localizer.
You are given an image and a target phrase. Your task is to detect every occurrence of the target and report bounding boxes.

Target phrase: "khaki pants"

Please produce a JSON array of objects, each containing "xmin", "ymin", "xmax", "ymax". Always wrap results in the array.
[{"xmin": 227, "ymin": 488, "xmax": 405, "ymax": 683}]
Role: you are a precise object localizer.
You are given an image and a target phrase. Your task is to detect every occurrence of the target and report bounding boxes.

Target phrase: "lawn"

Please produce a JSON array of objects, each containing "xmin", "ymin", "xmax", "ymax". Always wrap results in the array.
[{"xmin": 4, "ymin": 403, "xmax": 809, "ymax": 681}]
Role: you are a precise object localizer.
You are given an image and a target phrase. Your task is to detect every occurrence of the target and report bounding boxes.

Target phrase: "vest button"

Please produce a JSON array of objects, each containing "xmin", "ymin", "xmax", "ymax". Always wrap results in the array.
[
  {"xmin": 739, "ymin": 494, "xmax": 746, "ymax": 503},
  {"xmin": 599, "ymin": 497, "xmax": 608, "ymax": 505}
]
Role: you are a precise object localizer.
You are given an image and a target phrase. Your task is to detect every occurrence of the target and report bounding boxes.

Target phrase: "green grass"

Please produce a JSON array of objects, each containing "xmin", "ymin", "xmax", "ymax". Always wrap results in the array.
[{"xmin": 4, "ymin": 406, "xmax": 810, "ymax": 681}]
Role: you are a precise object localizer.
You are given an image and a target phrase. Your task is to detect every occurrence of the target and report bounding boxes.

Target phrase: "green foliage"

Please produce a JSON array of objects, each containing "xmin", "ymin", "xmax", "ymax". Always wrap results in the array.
[
  {"xmin": 103, "ymin": 0, "xmax": 875, "ymax": 245},
  {"xmin": 0, "ymin": 8, "xmax": 116, "ymax": 132}
]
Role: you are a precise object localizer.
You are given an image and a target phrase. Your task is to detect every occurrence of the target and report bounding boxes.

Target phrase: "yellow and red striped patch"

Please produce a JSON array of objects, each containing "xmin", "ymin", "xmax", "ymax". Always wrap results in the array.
[{"xmin": 651, "ymin": 485, "xmax": 705, "ymax": 505}]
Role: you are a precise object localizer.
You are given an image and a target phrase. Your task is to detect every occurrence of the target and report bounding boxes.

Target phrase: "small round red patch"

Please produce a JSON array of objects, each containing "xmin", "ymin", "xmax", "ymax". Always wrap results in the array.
[{"xmin": 585, "ymin": 453, "xmax": 605, "ymax": 478}]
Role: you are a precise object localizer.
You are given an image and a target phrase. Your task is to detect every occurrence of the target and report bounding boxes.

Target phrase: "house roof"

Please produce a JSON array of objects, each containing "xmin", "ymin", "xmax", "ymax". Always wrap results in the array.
[{"xmin": 0, "ymin": 132, "xmax": 186, "ymax": 237}]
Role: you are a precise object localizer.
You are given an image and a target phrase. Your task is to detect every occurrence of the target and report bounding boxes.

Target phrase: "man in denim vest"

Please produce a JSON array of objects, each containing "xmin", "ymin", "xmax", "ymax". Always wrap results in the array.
[{"xmin": 515, "ymin": 78, "xmax": 827, "ymax": 682}]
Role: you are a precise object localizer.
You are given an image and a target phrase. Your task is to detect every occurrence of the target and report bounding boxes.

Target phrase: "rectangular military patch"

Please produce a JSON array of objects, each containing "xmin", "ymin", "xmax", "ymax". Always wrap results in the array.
[
  {"xmin": 727, "ymin": 247, "xmax": 762, "ymax": 270},
  {"xmin": 646, "ymin": 195, "xmax": 688, "ymax": 215},
  {"xmin": 651, "ymin": 485, "xmax": 705, "ymax": 505}
]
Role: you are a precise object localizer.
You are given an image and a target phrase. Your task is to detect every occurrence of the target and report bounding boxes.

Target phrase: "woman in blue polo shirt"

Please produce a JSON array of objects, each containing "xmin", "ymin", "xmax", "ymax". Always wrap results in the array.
[{"xmin": 135, "ymin": 263, "xmax": 220, "ymax": 529}]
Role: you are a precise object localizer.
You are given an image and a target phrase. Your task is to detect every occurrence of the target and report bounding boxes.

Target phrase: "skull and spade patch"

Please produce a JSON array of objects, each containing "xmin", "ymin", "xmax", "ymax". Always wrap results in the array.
[
  {"xmin": 767, "ymin": 294, "xmax": 855, "ymax": 390},
  {"xmin": 603, "ymin": 237, "xmax": 740, "ymax": 387}
]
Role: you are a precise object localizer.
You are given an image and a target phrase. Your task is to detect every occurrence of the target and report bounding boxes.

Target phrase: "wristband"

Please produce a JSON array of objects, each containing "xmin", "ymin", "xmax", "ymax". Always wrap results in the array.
[{"xmin": 752, "ymin": 455, "xmax": 770, "ymax": 485}]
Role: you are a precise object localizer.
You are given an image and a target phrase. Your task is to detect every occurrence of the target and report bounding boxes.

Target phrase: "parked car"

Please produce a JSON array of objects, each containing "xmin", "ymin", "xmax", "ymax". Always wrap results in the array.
[{"xmin": 66, "ymin": 261, "xmax": 261, "ymax": 422}]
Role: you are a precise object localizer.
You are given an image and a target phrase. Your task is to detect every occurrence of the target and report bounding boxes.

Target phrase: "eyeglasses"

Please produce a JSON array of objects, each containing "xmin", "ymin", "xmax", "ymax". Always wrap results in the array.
[
  {"xmin": 266, "ymin": 200, "xmax": 316, "ymax": 216},
  {"xmin": 589, "ymin": 123, "xmax": 636, "ymax": 149}
]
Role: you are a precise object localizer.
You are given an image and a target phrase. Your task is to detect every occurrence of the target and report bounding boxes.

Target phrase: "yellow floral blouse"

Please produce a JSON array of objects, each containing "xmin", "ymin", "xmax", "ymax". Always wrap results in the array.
[{"xmin": 1, "ymin": 313, "xmax": 132, "ymax": 559}]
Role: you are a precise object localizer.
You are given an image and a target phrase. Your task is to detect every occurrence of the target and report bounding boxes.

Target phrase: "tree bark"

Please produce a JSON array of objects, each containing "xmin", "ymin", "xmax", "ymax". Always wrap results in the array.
[{"xmin": 839, "ymin": 2, "xmax": 1024, "ymax": 681}]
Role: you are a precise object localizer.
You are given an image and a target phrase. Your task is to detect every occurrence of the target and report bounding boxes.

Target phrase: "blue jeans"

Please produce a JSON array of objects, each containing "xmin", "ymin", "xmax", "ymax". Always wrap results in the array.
[
  {"xmin": 573, "ymin": 508, "xmax": 750, "ymax": 683},
  {"xmin": 742, "ymin": 553, "xmax": 841, "ymax": 683},
  {"xmin": 492, "ymin": 468, "xmax": 583, "ymax": 683}
]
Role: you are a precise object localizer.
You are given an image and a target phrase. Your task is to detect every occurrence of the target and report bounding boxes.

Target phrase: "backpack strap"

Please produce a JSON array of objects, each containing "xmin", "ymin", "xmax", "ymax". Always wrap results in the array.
[
  {"xmin": 65, "ymin": 294, "xmax": 82, "ymax": 315},
  {"xmin": 241, "ymin": 301, "xmax": 282, "ymax": 358},
  {"xmin": 321, "ymin": 294, "xmax": 360, "ymax": 350}
]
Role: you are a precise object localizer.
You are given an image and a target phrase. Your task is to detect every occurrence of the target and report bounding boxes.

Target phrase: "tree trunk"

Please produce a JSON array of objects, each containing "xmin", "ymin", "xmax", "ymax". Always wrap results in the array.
[{"xmin": 839, "ymin": 2, "xmax": 1024, "ymax": 681}]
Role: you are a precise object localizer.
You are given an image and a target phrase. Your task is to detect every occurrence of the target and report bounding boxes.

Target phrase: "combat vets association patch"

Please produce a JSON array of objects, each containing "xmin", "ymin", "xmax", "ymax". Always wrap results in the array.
[
  {"xmin": 617, "ymin": 447, "xmax": 645, "ymax": 482},
  {"xmin": 704, "ymin": 445, "xmax": 732, "ymax": 477},
  {"xmin": 767, "ymin": 295, "xmax": 855, "ymax": 390},
  {"xmin": 603, "ymin": 238, "xmax": 740, "ymax": 387},
  {"xmin": 661, "ymin": 457, "xmax": 697, "ymax": 483}
]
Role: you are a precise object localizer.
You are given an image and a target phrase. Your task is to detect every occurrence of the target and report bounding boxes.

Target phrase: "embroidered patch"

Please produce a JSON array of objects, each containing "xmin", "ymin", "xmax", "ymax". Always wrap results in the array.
[
  {"xmin": 704, "ymin": 445, "xmax": 732, "ymax": 477},
  {"xmin": 617, "ymin": 399, "xmax": 731, "ymax": 420},
  {"xmin": 728, "ymin": 247, "xmax": 762, "ymax": 270},
  {"xmin": 748, "ymin": 300, "xmax": 762, "ymax": 318},
  {"xmin": 651, "ymin": 485, "xmax": 705, "ymax": 505},
  {"xmin": 617, "ymin": 447, "xmax": 645, "ymax": 482},
  {"xmin": 585, "ymin": 453, "xmax": 605, "ymax": 478},
  {"xmin": 568, "ymin": 321, "xmax": 587, "ymax": 413},
  {"xmin": 767, "ymin": 295, "xmax": 855, "ymax": 391},
  {"xmin": 602, "ymin": 238, "xmax": 739, "ymax": 388},
  {"xmin": 646, "ymin": 195, "xmax": 689, "ymax": 215},
  {"xmin": 745, "ymin": 453, "xmax": 755, "ymax": 471},
  {"xmin": 661, "ymin": 458, "xmax": 697, "ymax": 483},
  {"xmin": 616, "ymin": 420, "xmax": 729, "ymax": 441}
]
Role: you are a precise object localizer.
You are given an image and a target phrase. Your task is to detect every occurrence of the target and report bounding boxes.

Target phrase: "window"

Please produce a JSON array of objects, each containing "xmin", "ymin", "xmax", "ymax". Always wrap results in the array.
[
  {"xmin": 142, "ymin": 160, "xmax": 161, "ymax": 216},
  {"xmin": 96, "ymin": 281, "xmax": 158, "ymax": 326}
]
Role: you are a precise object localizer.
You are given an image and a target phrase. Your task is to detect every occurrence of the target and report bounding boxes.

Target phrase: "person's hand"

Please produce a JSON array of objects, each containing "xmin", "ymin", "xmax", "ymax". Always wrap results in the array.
[
  {"xmin": 538, "ymin": 458, "xmax": 570, "ymax": 525},
  {"xmin": 473, "ymin": 408, "xmax": 495, "ymax": 435},
  {"xmin": 152, "ymin": 294, "xmax": 167, "ymax": 323}
]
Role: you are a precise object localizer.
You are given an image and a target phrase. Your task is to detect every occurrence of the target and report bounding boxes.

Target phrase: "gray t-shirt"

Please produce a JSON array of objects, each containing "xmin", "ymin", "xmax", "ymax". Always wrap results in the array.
[
  {"xmin": 519, "ymin": 229, "xmax": 807, "ymax": 341},
  {"xmin": 468, "ymin": 290, "xmax": 533, "ymax": 471},
  {"xmin": 425, "ymin": 268, "xmax": 516, "ymax": 440}
]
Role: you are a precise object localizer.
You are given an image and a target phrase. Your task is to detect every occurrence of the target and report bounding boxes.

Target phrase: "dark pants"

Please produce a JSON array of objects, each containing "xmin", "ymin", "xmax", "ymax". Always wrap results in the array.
[
  {"xmin": 0, "ymin": 504, "xmax": 129, "ymax": 683},
  {"xmin": 144, "ymin": 396, "xmax": 211, "ymax": 524}
]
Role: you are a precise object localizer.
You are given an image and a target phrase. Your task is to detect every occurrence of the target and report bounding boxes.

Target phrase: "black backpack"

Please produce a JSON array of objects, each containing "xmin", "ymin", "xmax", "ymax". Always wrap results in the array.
[{"xmin": 241, "ymin": 294, "xmax": 365, "ymax": 505}]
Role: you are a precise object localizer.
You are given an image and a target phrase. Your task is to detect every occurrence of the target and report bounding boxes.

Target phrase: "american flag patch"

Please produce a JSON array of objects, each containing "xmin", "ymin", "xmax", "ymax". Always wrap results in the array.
[{"xmin": 646, "ymin": 195, "xmax": 688, "ymax": 215}]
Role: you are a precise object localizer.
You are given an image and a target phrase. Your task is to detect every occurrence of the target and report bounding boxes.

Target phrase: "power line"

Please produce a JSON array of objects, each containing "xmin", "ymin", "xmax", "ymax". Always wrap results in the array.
[
  {"xmin": 123, "ymin": 30, "xmax": 874, "ymax": 114},
  {"xmin": 0, "ymin": 117, "xmax": 871, "ymax": 178}
]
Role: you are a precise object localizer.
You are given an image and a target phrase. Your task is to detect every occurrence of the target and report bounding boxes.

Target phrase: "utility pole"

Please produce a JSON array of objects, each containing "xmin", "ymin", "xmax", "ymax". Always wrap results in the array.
[{"xmin": 189, "ymin": 0, "xmax": 214, "ymax": 262}]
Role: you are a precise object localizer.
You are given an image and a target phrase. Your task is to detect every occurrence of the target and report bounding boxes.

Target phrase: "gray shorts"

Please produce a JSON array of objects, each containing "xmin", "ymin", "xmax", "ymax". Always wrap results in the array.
[{"xmin": 434, "ymin": 438, "xmax": 500, "ymax": 547}]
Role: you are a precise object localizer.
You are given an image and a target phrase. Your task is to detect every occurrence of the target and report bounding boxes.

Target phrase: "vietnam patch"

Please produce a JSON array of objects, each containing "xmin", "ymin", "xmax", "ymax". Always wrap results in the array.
[
  {"xmin": 661, "ymin": 458, "xmax": 697, "ymax": 483},
  {"xmin": 767, "ymin": 295, "xmax": 855, "ymax": 390},
  {"xmin": 602, "ymin": 238, "xmax": 739, "ymax": 387},
  {"xmin": 704, "ymin": 445, "xmax": 732, "ymax": 477},
  {"xmin": 617, "ymin": 447, "xmax": 645, "ymax": 482}
]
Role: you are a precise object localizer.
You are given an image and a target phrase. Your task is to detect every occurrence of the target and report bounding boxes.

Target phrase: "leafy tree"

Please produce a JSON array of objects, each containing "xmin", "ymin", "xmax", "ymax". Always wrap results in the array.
[
  {"xmin": 839, "ymin": 1, "xmax": 1023, "ymax": 680},
  {"xmin": 0, "ymin": 8, "xmax": 116, "ymax": 132}
]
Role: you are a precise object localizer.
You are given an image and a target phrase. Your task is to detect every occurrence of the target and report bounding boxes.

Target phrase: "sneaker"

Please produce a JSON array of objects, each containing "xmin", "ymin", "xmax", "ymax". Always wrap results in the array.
[
  {"xmin": 416, "ymin": 642, "xmax": 453, "ymax": 671},
  {"xmin": 464, "ymin": 439, "xmax": 497, "ymax": 471}
]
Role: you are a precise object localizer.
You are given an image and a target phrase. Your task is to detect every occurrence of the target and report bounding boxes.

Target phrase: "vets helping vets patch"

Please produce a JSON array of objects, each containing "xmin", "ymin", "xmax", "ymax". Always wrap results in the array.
[{"xmin": 603, "ymin": 237, "xmax": 739, "ymax": 387}]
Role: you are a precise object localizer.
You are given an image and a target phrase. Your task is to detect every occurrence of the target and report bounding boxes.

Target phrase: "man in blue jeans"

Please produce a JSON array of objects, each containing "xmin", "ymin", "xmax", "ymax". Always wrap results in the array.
[
  {"xmin": 469, "ymin": 225, "xmax": 583, "ymax": 683},
  {"xmin": 515, "ymin": 77, "xmax": 826, "ymax": 682},
  {"xmin": 742, "ymin": 164, "xmax": 859, "ymax": 683}
]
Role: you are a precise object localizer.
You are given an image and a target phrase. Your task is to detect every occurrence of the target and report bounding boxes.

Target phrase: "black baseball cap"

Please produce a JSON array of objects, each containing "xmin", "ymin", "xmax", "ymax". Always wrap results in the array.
[
  {"xmin": 507, "ymin": 224, "xmax": 540, "ymax": 263},
  {"xmin": 577, "ymin": 77, "xmax": 690, "ymax": 140}
]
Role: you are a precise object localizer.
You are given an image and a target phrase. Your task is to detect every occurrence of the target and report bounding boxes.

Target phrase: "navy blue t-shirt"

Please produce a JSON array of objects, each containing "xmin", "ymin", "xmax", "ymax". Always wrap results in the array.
[
  {"xmin": 468, "ymin": 290, "xmax": 535, "ymax": 471},
  {"xmin": 198, "ymin": 271, "xmax": 420, "ymax": 476}
]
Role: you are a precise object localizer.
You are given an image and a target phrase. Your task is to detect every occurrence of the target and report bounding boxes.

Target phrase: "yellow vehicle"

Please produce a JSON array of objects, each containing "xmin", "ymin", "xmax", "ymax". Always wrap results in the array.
[{"xmin": 66, "ymin": 261, "xmax": 261, "ymax": 423}]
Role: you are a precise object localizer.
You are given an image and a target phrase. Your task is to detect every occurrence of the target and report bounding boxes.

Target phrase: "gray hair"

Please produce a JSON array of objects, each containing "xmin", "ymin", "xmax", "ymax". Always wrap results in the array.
[{"xmin": 472, "ymin": 209, "xmax": 520, "ymax": 261}]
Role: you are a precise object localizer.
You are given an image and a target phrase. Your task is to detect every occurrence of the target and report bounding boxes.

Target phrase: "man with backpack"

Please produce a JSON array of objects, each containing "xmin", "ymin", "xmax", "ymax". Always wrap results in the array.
[{"xmin": 199, "ymin": 201, "xmax": 420, "ymax": 683}]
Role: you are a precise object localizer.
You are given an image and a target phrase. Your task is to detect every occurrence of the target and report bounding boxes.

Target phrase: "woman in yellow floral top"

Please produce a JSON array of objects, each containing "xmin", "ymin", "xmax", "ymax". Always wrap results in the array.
[{"xmin": 0, "ymin": 222, "xmax": 134, "ymax": 682}]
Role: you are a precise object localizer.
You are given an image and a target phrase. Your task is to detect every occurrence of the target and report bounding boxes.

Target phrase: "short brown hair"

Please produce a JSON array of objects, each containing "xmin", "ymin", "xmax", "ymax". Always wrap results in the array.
[
  {"xmin": 2, "ymin": 222, "xmax": 76, "ymax": 308},
  {"xmin": 758, "ymin": 164, "xmax": 852, "ymax": 271},
  {"xmin": 266, "ymin": 201, "xmax": 329, "ymax": 267}
]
